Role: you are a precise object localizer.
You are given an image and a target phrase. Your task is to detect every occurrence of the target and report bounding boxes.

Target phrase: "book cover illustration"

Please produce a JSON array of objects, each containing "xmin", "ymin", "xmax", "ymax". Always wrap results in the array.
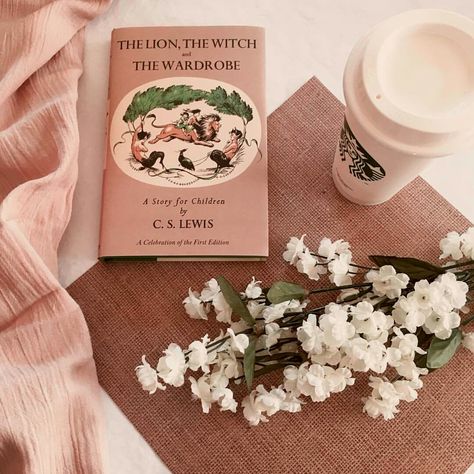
[{"xmin": 111, "ymin": 78, "xmax": 262, "ymax": 188}]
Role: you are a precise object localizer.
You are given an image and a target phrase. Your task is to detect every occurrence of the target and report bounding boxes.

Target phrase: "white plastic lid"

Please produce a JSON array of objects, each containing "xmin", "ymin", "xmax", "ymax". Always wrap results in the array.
[{"xmin": 344, "ymin": 9, "xmax": 474, "ymax": 157}]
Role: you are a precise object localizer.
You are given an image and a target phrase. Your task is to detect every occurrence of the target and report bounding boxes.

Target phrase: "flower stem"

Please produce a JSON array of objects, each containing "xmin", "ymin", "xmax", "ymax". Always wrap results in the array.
[
  {"xmin": 442, "ymin": 260, "xmax": 474, "ymax": 270},
  {"xmin": 254, "ymin": 338, "xmax": 299, "ymax": 355},
  {"xmin": 309, "ymin": 282, "xmax": 372, "ymax": 295},
  {"xmin": 461, "ymin": 314, "xmax": 474, "ymax": 326},
  {"xmin": 310, "ymin": 252, "xmax": 376, "ymax": 271}
]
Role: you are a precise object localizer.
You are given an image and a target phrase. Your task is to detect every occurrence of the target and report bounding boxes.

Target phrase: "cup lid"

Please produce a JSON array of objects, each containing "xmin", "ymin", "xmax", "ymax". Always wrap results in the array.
[{"xmin": 344, "ymin": 9, "xmax": 474, "ymax": 157}]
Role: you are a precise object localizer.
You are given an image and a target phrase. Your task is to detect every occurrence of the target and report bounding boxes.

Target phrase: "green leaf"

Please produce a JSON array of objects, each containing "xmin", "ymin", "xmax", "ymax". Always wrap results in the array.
[
  {"xmin": 205, "ymin": 87, "xmax": 253, "ymax": 123},
  {"xmin": 426, "ymin": 329, "xmax": 462, "ymax": 369},
  {"xmin": 267, "ymin": 281, "xmax": 307, "ymax": 304},
  {"xmin": 215, "ymin": 276, "xmax": 255, "ymax": 326},
  {"xmin": 123, "ymin": 85, "xmax": 208, "ymax": 125},
  {"xmin": 244, "ymin": 336, "xmax": 257, "ymax": 390},
  {"xmin": 368, "ymin": 255, "xmax": 444, "ymax": 281}
]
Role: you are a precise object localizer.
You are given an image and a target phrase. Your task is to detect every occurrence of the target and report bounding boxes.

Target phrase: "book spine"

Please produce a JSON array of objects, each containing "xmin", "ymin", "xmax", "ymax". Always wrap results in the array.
[{"xmin": 98, "ymin": 30, "xmax": 115, "ymax": 258}]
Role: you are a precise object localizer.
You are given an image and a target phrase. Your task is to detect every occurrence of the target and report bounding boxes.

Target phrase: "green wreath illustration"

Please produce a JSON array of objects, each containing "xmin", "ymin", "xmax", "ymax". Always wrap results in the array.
[{"xmin": 114, "ymin": 84, "xmax": 261, "ymax": 185}]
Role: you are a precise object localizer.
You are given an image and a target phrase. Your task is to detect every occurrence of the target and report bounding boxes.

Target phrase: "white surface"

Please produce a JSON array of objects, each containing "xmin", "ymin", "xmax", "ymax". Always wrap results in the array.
[{"xmin": 58, "ymin": 1, "xmax": 474, "ymax": 472}]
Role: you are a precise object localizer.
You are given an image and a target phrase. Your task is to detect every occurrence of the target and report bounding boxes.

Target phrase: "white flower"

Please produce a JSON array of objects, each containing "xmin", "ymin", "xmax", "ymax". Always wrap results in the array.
[
  {"xmin": 324, "ymin": 366, "xmax": 354, "ymax": 393},
  {"xmin": 157, "ymin": 343, "xmax": 187, "ymax": 387},
  {"xmin": 394, "ymin": 359, "xmax": 428, "ymax": 381},
  {"xmin": 242, "ymin": 277, "xmax": 263, "ymax": 299},
  {"xmin": 363, "ymin": 376, "xmax": 422, "ymax": 420},
  {"xmin": 350, "ymin": 301, "xmax": 393, "ymax": 341},
  {"xmin": 423, "ymin": 310, "xmax": 461, "ymax": 339},
  {"xmin": 226, "ymin": 328, "xmax": 249, "ymax": 353},
  {"xmin": 190, "ymin": 373, "xmax": 237, "ymax": 413},
  {"xmin": 301, "ymin": 364, "xmax": 331, "ymax": 402},
  {"xmin": 363, "ymin": 396, "xmax": 399, "ymax": 420},
  {"xmin": 262, "ymin": 303, "xmax": 286, "ymax": 324},
  {"xmin": 461, "ymin": 227, "xmax": 474, "ymax": 259},
  {"xmin": 183, "ymin": 289, "xmax": 209, "ymax": 320},
  {"xmin": 255, "ymin": 385, "xmax": 286, "ymax": 416},
  {"xmin": 427, "ymin": 281, "xmax": 452, "ymax": 315},
  {"xmin": 262, "ymin": 299, "xmax": 307, "ymax": 324},
  {"xmin": 462, "ymin": 332, "xmax": 474, "ymax": 353},
  {"xmin": 393, "ymin": 378, "xmax": 423, "ymax": 402},
  {"xmin": 135, "ymin": 356, "xmax": 165, "ymax": 394},
  {"xmin": 310, "ymin": 347, "xmax": 342, "ymax": 366},
  {"xmin": 435, "ymin": 272, "xmax": 468, "ymax": 310},
  {"xmin": 297, "ymin": 314, "xmax": 324, "ymax": 354},
  {"xmin": 328, "ymin": 252, "xmax": 353, "ymax": 286},
  {"xmin": 366, "ymin": 265, "xmax": 409, "ymax": 299},
  {"xmin": 412, "ymin": 280, "xmax": 436, "ymax": 310},
  {"xmin": 319, "ymin": 304, "xmax": 356, "ymax": 348},
  {"xmin": 389, "ymin": 327, "xmax": 425, "ymax": 362},
  {"xmin": 363, "ymin": 377, "xmax": 400, "ymax": 420},
  {"xmin": 187, "ymin": 335, "xmax": 211, "ymax": 373},
  {"xmin": 440, "ymin": 231, "xmax": 463, "ymax": 260},
  {"xmin": 318, "ymin": 238, "xmax": 350, "ymax": 260},
  {"xmin": 247, "ymin": 300, "xmax": 266, "ymax": 319},
  {"xmin": 281, "ymin": 392, "xmax": 303, "ymax": 413},
  {"xmin": 283, "ymin": 235, "xmax": 307, "ymax": 265},
  {"xmin": 213, "ymin": 292, "xmax": 233, "ymax": 324},
  {"xmin": 242, "ymin": 388, "xmax": 268, "ymax": 426},
  {"xmin": 218, "ymin": 351, "xmax": 242, "ymax": 379},
  {"xmin": 190, "ymin": 375, "xmax": 213, "ymax": 413},
  {"xmin": 296, "ymin": 248, "xmax": 323, "ymax": 280},
  {"xmin": 341, "ymin": 337, "xmax": 388, "ymax": 373},
  {"xmin": 209, "ymin": 365, "xmax": 229, "ymax": 390},
  {"xmin": 212, "ymin": 387, "xmax": 238, "ymax": 412},
  {"xmin": 200, "ymin": 278, "xmax": 221, "ymax": 302},
  {"xmin": 264, "ymin": 322, "xmax": 282, "ymax": 349},
  {"xmin": 283, "ymin": 363, "xmax": 310, "ymax": 397},
  {"xmin": 283, "ymin": 365, "xmax": 301, "ymax": 394},
  {"xmin": 392, "ymin": 295, "xmax": 430, "ymax": 333}
]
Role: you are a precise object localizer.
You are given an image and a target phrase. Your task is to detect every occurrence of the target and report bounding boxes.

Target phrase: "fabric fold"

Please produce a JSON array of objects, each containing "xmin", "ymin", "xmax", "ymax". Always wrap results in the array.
[{"xmin": 0, "ymin": 1, "xmax": 111, "ymax": 472}]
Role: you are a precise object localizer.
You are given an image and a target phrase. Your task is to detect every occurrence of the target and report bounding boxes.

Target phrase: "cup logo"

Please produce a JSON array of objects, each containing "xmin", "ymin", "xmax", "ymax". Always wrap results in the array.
[{"xmin": 339, "ymin": 118, "xmax": 385, "ymax": 182}]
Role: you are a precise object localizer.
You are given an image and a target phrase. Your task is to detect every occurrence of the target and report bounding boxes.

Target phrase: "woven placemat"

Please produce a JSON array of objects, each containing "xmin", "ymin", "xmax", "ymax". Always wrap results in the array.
[{"xmin": 68, "ymin": 77, "xmax": 473, "ymax": 474}]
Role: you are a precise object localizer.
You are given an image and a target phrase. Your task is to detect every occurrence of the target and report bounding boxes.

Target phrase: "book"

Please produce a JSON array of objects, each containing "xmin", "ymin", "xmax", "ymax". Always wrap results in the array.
[{"xmin": 99, "ymin": 26, "xmax": 267, "ymax": 261}]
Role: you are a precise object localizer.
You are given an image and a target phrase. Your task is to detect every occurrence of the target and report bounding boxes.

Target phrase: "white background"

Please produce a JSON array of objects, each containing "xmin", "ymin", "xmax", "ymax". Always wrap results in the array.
[{"xmin": 58, "ymin": 1, "xmax": 474, "ymax": 472}]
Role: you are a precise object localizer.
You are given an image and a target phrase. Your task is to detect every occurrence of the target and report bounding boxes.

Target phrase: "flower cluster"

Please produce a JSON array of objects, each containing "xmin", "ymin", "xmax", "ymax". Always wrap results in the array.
[
  {"xmin": 439, "ymin": 228, "xmax": 474, "ymax": 261},
  {"xmin": 393, "ymin": 273, "xmax": 467, "ymax": 338},
  {"xmin": 283, "ymin": 235, "xmax": 355, "ymax": 285},
  {"xmin": 136, "ymin": 229, "xmax": 474, "ymax": 425}
]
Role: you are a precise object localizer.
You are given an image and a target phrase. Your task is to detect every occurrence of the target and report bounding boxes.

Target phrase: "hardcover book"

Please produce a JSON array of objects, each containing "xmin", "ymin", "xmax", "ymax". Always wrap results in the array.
[{"xmin": 99, "ymin": 26, "xmax": 267, "ymax": 260}]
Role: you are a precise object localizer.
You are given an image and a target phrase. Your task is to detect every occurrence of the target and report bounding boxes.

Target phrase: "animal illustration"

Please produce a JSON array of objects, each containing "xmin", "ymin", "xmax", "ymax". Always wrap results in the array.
[
  {"xmin": 148, "ymin": 113, "xmax": 222, "ymax": 147},
  {"xmin": 178, "ymin": 149, "xmax": 195, "ymax": 171},
  {"xmin": 209, "ymin": 149, "xmax": 233, "ymax": 170},
  {"xmin": 138, "ymin": 151, "xmax": 165, "ymax": 170}
]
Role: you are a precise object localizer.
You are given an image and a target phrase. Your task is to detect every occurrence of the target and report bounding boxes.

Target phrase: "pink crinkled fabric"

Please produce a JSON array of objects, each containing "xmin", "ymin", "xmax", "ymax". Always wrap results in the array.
[{"xmin": 0, "ymin": 1, "xmax": 110, "ymax": 472}]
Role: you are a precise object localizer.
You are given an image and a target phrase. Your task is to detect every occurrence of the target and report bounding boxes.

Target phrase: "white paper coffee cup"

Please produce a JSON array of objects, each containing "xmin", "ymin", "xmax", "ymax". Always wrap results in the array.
[{"xmin": 333, "ymin": 9, "xmax": 474, "ymax": 205}]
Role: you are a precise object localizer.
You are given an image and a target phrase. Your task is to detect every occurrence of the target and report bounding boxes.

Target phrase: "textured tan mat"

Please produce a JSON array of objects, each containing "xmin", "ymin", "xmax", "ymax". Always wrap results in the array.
[{"xmin": 68, "ymin": 77, "xmax": 473, "ymax": 474}]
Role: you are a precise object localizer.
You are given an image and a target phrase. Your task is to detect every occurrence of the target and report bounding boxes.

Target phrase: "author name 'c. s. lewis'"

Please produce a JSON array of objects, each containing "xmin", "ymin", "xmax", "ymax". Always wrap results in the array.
[{"xmin": 152, "ymin": 218, "xmax": 214, "ymax": 229}]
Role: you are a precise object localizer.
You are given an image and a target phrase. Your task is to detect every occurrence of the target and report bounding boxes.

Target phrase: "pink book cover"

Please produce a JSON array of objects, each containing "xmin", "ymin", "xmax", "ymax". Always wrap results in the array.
[{"xmin": 99, "ymin": 26, "xmax": 267, "ymax": 261}]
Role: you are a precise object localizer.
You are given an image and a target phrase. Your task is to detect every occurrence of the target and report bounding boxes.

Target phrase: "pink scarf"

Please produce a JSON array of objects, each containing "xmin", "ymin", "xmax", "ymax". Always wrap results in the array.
[{"xmin": 0, "ymin": 1, "xmax": 111, "ymax": 471}]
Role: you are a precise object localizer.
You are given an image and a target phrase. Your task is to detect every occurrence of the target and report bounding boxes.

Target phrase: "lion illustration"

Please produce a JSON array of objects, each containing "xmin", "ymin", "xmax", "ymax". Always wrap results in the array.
[{"xmin": 148, "ymin": 113, "xmax": 222, "ymax": 147}]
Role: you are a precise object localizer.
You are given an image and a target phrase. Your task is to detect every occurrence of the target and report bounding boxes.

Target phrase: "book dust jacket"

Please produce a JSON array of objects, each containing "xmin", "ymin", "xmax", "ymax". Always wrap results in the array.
[{"xmin": 99, "ymin": 26, "xmax": 267, "ymax": 260}]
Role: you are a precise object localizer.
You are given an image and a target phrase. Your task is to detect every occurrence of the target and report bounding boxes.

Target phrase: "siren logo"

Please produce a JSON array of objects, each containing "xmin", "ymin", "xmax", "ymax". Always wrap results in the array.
[{"xmin": 338, "ymin": 118, "xmax": 385, "ymax": 182}]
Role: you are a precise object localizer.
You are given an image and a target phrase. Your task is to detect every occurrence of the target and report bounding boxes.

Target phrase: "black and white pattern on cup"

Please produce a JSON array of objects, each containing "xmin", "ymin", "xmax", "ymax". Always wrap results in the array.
[{"xmin": 338, "ymin": 118, "xmax": 386, "ymax": 182}]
